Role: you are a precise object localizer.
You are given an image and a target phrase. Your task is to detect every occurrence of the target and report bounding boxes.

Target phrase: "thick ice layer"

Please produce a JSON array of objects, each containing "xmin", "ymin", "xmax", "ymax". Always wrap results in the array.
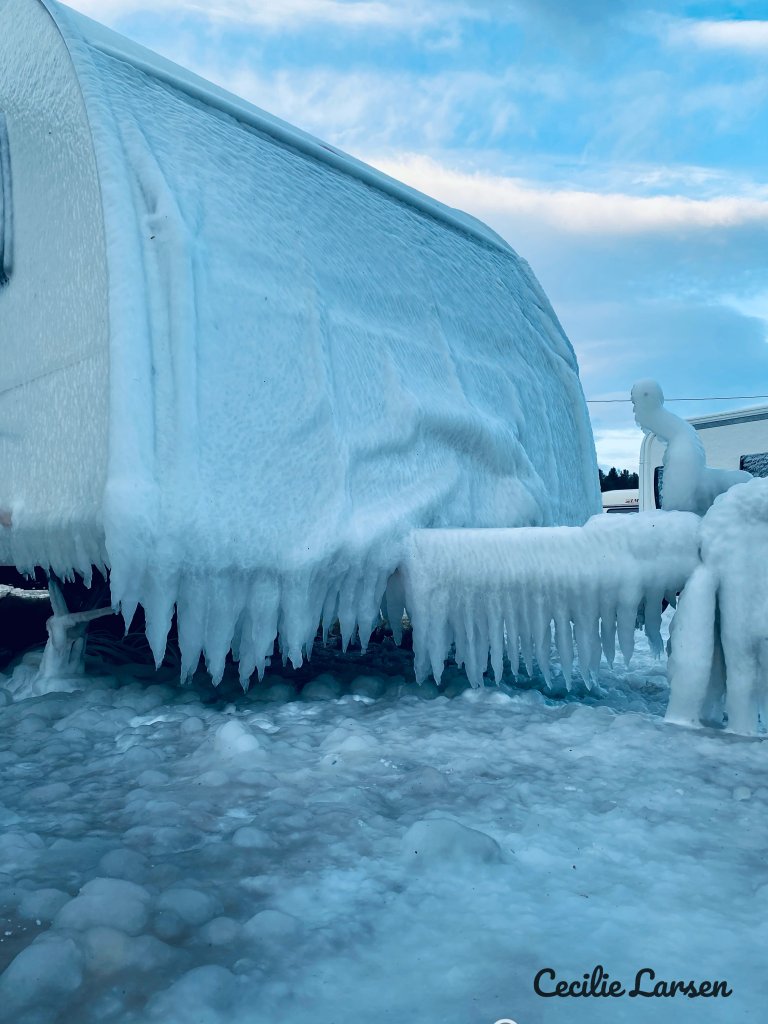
[
  {"xmin": 1, "ymin": 632, "xmax": 766, "ymax": 1024},
  {"xmin": 16, "ymin": 2, "xmax": 599, "ymax": 684},
  {"xmin": 400, "ymin": 512, "xmax": 700, "ymax": 687},
  {"xmin": 667, "ymin": 478, "xmax": 768, "ymax": 735}
]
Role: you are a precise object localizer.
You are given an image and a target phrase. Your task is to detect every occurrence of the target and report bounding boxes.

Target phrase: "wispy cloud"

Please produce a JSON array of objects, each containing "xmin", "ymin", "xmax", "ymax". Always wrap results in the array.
[
  {"xmin": 592, "ymin": 427, "xmax": 645, "ymax": 470},
  {"xmin": 369, "ymin": 154, "xmax": 768, "ymax": 234},
  {"xmin": 69, "ymin": 0, "xmax": 481, "ymax": 32},
  {"xmin": 672, "ymin": 18, "xmax": 768, "ymax": 55},
  {"xmin": 180, "ymin": 63, "xmax": 566, "ymax": 152}
]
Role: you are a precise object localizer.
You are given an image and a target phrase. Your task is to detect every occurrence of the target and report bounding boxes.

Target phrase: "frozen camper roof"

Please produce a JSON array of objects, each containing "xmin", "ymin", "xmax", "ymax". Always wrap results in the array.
[{"xmin": 0, "ymin": 0, "xmax": 600, "ymax": 682}]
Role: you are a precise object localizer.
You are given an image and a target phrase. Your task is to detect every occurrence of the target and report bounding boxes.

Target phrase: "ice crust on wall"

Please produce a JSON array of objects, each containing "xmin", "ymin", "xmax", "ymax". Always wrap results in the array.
[
  {"xmin": 667, "ymin": 478, "xmax": 768, "ymax": 735},
  {"xmin": 400, "ymin": 512, "xmax": 700, "ymax": 688},
  {"xmin": 36, "ymin": 2, "xmax": 600, "ymax": 683},
  {"xmin": 0, "ymin": 0, "xmax": 110, "ymax": 584}
]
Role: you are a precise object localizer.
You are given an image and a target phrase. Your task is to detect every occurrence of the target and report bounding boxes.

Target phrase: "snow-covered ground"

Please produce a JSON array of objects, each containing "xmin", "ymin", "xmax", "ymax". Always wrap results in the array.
[{"xmin": 1, "ymin": 617, "xmax": 765, "ymax": 1024}]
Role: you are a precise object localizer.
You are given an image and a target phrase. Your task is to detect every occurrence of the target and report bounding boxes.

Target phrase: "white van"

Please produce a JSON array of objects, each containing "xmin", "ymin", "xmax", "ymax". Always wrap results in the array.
[
  {"xmin": 602, "ymin": 488, "xmax": 639, "ymax": 514},
  {"xmin": 638, "ymin": 405, "xmax": 768, "ymax": 511}
]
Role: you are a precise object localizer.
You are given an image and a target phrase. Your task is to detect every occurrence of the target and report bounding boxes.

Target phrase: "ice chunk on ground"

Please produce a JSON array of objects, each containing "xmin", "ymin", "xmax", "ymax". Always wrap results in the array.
[
  {"xmin": 145, "ymin": 966, "xmax": 240, "ymax": 1024},
  {"xmin": 0, "ymin": 934, "xmax": 83, "ymax": 1015},
  {"xmin": 212, "ymin": 720, "xmax": 261, "ymax": 758},
  {"xmin": 54, "ymin": 877, "xmax": 151, "ymax": 935},
  {"xmin": 243, "ymin": 909, "xmax": 301, "ymax": 944},
  {"xmin": 157, "ymin": 888, "xmax": 219, "ymax": 928},
  {"xmin": 198, "ymin": 917, "xmax": 241, "ymax": 947},
  {"xmin": 231, "ymin": 826, "xmax": 274, "ymax": 850},
  {"xmin": 81, "ymin": 927, "xmax": 176, "ymax": 976},
  {"xmin": 17, "ymin": 888, "xmax": 70, "ymax": 923},
  {"xmin": 402, "ymin": 818, "xmax": 505, "ymax": 866}
]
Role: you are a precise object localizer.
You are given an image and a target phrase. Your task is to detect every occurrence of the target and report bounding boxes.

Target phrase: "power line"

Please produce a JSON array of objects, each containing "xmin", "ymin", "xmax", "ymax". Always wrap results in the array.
[{"xmin": 585, "ymin": 395, "xmax": 765, "ymax": 403}]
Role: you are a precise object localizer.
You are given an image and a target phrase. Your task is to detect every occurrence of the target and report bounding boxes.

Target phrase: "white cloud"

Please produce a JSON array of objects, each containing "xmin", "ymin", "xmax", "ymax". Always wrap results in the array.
[
  {"xmin": 673, "ymin": 18, "xmax": 768, "ymax": 55},
  {"xmin": 592, "ymin": 427, "xmax": 645, "ymax": 471},
  {"xmin": 182, "ymin": 64, "xmax": 554, "ymax": 152},
  {"xmin": 68, "ymin": 0, "xmax": 479, "ymax": 32},
  {"xmin": 366, "ymin": 154, "xmax": 768, "ymax": 235}
]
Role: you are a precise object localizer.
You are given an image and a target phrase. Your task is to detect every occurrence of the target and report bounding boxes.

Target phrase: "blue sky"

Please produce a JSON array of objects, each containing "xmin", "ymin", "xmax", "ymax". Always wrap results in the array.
[{"xmin": 70, "ymin": 0, "xmax": 768, "ymax": 468}]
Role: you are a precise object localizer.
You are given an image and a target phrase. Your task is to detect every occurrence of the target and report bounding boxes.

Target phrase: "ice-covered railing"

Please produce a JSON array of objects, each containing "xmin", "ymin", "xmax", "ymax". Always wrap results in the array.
[{"xmin": 397, "ymin": 513, "xmax": 701, "ymax": 689}]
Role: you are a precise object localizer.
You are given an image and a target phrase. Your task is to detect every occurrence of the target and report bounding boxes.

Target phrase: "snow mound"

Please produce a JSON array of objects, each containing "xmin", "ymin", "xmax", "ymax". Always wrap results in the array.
[
  {"xmin": 54, "ymin": 877, "xmax": 151, "ymax": 935},
  {"xmin": 0, "ymin": 934, "xmax": 83, "ymax": 1016},
  {"xmin": 212, "ymin": 720, "xmax": 262, "ymax": 758},
  {"xmin": 402, "ymin": 818, "xmax": 505, "ymax": 866}
]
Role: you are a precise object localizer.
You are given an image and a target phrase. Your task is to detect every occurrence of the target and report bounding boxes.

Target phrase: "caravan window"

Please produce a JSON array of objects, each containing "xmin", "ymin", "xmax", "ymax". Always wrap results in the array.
[
  {"xmin": 741, "ymin": 452, "xmax": 768, "ymax": 477},
  {"xmin": 0, "ymin": 113, "xmax": 11, "ymax": 285}
]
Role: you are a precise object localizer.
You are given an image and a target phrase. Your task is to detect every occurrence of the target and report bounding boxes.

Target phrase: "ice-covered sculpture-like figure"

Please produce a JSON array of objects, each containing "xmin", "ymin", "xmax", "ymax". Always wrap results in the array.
[
  {"xmin": 666, "ymin": 478, "xmax": 768, "ymax": 735},
  {"xmin": 631, "ymin": 379, "xmax": 751, "ymax": 515}
]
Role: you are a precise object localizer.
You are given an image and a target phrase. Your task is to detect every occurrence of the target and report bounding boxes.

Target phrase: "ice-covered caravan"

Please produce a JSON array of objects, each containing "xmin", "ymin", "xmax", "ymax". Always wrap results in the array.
[{"xmin": 0, "ymin": 0, "xmax": 600, "ymax": 683}]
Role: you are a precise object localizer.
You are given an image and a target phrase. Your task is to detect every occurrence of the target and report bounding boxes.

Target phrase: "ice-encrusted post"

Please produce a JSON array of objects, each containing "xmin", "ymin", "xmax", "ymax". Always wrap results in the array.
[
  {"xmin": 38, "ymin": 579, "xmax": 114, "ymax": 680},
  {"xmin": 666, "ymin": 478, "xmax": 768, "ymax": 735}
]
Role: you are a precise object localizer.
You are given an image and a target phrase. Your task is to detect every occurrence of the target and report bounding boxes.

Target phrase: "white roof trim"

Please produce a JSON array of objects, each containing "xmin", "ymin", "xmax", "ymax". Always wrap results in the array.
[{"xmin": 688, "ymin": 405, "xmax": 768, "ymax": 429}]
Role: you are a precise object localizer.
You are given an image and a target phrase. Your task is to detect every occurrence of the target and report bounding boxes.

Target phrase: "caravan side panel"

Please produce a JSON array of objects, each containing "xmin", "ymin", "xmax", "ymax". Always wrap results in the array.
[
  {"xmin": 696, "ymin": 414, "xmax": 768, "ymax": 471},
  {"xmin": 0, "ymin": 0, "xmax": 109, "ymax": 576}
]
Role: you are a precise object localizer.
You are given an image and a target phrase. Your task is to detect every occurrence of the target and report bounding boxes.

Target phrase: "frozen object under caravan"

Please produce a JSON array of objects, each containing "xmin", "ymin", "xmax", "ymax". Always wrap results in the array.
[{"xmin": 0, "ymin": 0, "xmax": 601, "ymax": 681}]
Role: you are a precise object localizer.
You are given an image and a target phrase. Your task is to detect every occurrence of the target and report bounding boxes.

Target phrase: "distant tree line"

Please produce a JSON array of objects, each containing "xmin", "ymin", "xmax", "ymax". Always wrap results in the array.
[{"xmin": 599, "ymin": 467, "xmax": 639, "ymax": 492}]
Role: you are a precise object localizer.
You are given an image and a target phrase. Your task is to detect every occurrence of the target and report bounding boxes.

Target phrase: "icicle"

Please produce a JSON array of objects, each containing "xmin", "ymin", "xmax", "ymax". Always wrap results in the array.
[
  {"xmin": 532, "ymin": 597, "xmax": 552, "ymax": 687},
  {"xmin": 360, "ymin": 564, "xmax": 385, "ymax": 652},
  {"xmin": 574, "ymin": 594, "xmax": 599, "ymax": 685},
  {"xmin": 487, "ymin": 592, "xmax": 505, "ymax": 685},
  {"xmin": 336, "ymin": 569, "xmax": 362, "ymax": 653},
  {"xmin": 426, "ymin": 591, "xmax": 449, "ymax": 686},
  {"xmin": 643, "ymin": 588, "xmax": 664, "ymax": 657},
  {"xmin": 203, "ymin": 576, "xmax": 245, "ymax": 685},
  {"xmin": 237, "ymin": 574, "xmax": 280, "ymax": 685},
  {"xmin": 321, "ymin": 588, "xmax": 340, "ymax": 645},
  {"xmin": 517, "ymin": 598, "xmax": 535, "ymax": 679},
  {"xmin": 385, "ymin": 570, "xmax": 406, "ymax": 646},
  {"xmin": 502, "ymin": 598, "xmax": 520, "ymax": 681},
  {"xmin": 599, "ymin": 593, "xmax": 617, "ymax": 668},
  {"xmin": 617, "ymin": 588, "xmax": 640, "ymax": 666},
  {"xmin": 143, "ymin": 569, "xmax": 178, "ymax": 668},
  {"xmin": 401, "ymin": 513, "xmax": 700, "ymax": 695},
  {"xmin": 554, "ymin": 614, "xmax": 573, "ymax": 691},
  {"xmin": 178, "ymin": 575, "xmax": 206, "ymax": 681}
]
